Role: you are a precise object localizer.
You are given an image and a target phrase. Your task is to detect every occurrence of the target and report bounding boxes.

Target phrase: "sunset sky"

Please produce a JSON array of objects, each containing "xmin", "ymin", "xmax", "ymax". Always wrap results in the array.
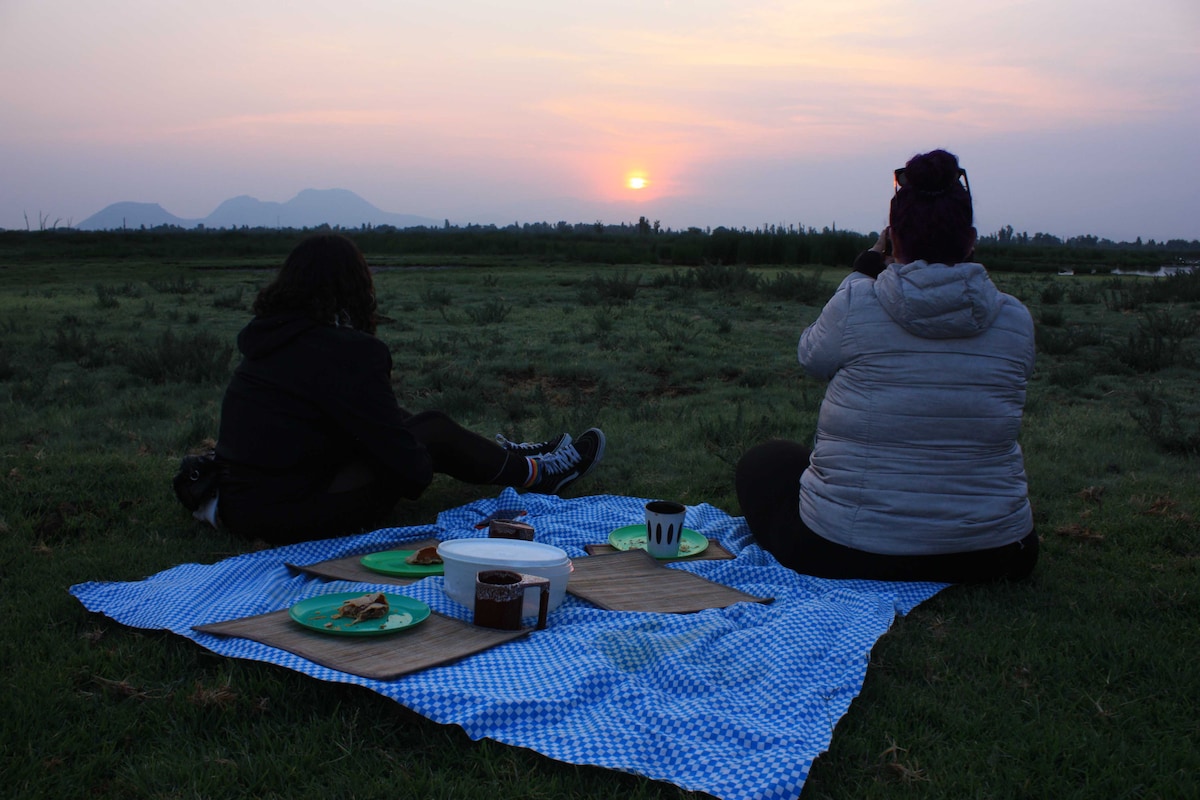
[{"xmin": 2, "ymin": 0, "xmax": 1197, "ymax": 241}]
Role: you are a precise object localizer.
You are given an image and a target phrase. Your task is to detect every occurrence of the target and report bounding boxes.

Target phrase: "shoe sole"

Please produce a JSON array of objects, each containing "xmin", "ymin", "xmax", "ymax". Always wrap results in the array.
[{"xmin": 575, "ymin": 428, "xmax": 605, "ymax": 480}]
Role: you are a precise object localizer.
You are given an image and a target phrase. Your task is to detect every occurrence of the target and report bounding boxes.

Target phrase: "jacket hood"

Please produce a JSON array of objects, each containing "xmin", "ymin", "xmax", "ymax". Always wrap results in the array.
[
  {"xmin": 874, "ymin": 261, "xmax": 1002, "ymax": 339},
  {"xmin": 236, "ymin": 314, "xmax": 323, "ymax": 359}
]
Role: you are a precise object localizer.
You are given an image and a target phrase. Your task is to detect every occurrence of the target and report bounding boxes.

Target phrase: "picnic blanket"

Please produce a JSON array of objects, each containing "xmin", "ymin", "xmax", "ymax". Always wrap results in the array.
[{"xmin": 70, "ymin": 488, "xmax": 948, "ymax": 800}]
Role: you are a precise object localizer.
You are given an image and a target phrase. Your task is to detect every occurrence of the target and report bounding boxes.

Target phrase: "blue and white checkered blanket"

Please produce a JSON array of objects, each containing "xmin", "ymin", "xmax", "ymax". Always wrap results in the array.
[{"xmin": 70, "ymin": 488, "xmax": 946, "ymax": 800}]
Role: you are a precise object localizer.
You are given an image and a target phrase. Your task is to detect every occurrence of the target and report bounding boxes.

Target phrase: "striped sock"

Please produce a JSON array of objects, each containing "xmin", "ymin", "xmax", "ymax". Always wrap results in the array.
[{"xmin": 522, "ymin": 457, "xmax": 538, "ymax": 488}]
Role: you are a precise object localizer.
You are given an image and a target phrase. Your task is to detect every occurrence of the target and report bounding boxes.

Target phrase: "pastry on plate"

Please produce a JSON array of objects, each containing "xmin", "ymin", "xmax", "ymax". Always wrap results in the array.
[
  {"xmin": 405, "ymin": 545, "xmax": 443, "ymax": 565},
  {"xmin": 332, "ymin": 592, "xmax": 389, "ymax": 624}
]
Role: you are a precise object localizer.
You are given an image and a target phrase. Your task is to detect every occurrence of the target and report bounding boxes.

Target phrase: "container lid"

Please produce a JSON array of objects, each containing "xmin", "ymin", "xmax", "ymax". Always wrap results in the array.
[{"xmin": 437, "ymin": 538, "xmax": 569, "ymax": 567}]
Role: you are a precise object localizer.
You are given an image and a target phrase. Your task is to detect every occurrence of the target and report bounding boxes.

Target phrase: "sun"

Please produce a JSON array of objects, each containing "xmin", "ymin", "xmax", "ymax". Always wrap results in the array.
[{"xmin": 627, "ymin": 176, "xmax": 648, "ymax": 190}]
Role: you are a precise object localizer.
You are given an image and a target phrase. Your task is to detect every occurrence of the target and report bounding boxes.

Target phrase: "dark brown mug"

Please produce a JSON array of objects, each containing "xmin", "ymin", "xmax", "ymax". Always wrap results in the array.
[{"xmin": 473, "ymin": 570, "xmax": 551, "ymax": 630}]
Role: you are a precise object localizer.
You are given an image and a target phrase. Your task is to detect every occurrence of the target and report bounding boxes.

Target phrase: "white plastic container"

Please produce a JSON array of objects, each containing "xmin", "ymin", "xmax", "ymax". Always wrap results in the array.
[{"xmin": 437, "ymin": 538, "xmax": 573, "ymax": 617}]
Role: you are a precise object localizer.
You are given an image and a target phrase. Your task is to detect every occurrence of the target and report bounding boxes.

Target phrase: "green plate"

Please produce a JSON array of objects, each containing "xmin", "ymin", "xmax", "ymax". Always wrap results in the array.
[
  {"xmin": 608, "ymin": 525, "xmax": 709, "ymax": 558},
  {"xmin": 288, "ymin": 592, "xmax": 431, "ymax": 636},
  {"xmin": 360, "ymin": 549, "xmax": 444, "ymax": 577}
]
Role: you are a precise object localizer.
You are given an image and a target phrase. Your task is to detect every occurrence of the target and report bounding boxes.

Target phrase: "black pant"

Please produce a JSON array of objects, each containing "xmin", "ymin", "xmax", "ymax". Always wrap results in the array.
[
  {"xmin": 734, "ymin": 439, "xmax": 1038, "ymax": 583},
  {"xmin": 218, "ymin": 410, "xmax": 525, "ymax": 544},
  {"xmin": 402, "ymin": 410, "xmax": 523, "ymax": 484}
]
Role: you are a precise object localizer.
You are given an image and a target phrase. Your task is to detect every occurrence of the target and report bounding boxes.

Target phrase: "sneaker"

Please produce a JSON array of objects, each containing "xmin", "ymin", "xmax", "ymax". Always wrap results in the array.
[
  {"xmin": 495, "ymin": 432, "xmax": 570, "ymax": 457},
  {"xmin": 527, "ymin": 428, "xmax": 605, "ymax": 494}
]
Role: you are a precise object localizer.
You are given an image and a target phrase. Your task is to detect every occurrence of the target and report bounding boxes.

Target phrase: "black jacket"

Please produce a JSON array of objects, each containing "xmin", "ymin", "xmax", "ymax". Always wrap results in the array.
[{"xmin": 216, "ymin": 314, "xmax": 433, "ymax": 500}]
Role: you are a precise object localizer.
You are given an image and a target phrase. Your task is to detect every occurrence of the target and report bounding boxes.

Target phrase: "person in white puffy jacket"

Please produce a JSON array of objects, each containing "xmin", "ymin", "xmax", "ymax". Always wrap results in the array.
[{"xmin": 735, "ymin": 149, "xmax": 1038, "ymax": 583}]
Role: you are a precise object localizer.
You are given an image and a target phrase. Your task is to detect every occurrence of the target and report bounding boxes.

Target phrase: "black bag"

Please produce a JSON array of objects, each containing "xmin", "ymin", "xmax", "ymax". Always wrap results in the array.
[{"xmin": 172, "ymin": 451, "xmax": 220, "ymax": 512}]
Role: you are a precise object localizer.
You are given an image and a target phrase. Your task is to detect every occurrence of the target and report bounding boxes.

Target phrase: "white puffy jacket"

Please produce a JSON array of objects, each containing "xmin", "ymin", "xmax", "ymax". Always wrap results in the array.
[{"xmin": 797, "ymin": 261, "xmax": 1035, "ymax": 555}]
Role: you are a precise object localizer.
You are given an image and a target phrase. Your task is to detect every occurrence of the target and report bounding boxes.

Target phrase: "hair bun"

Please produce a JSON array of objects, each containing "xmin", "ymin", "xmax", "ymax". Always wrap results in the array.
[{"xmin": 904, "ymin": 149, "xmax": 961, "ymax": 193}]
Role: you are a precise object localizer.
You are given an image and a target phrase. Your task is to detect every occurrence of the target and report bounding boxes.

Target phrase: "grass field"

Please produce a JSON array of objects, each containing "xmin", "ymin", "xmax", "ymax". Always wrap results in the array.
[{"xmin": 2, "ymin": 245, "xmax": 1198, "ymax": 799}]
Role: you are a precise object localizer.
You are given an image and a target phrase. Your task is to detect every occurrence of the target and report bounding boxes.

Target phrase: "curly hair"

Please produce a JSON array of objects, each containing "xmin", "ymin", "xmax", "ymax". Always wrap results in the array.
[
  {"xmin": 252, "ymin": 234, "xmax": 378, "ymax": 335},
  {"xmin": 890, "ymin": 149, "xmax": 975, "ymax": 265}
]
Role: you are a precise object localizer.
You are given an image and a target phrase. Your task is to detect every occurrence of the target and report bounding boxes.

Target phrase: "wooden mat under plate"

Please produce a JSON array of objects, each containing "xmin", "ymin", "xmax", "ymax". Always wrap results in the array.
[
  {"xmin": 285, "ymin": 537, "xmax": 443, "ymax": 586},
  {"xmin": 583, "ymin": 540, "xmax": 734, "ymax": 561},
  {"xmin": 566, "ymin": 549, "xmax": 771, "ymax": 613},
  {"xmin": 194, "ymin": 607, "xmax": 527, "ymax": 681},
  {"xmin": 292, "ymin": 536, "xmax": 734, "ymax": 588},
  {"xmin": 288, "ymin": 538, "xmax": 761, "ymax": 615}
]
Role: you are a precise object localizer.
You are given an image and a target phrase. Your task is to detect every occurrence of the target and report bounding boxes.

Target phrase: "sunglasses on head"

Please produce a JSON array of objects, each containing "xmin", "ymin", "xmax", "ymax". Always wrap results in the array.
[{"xmin": 894, "ymin": 167, "xmax": 970, "ymax": 196}]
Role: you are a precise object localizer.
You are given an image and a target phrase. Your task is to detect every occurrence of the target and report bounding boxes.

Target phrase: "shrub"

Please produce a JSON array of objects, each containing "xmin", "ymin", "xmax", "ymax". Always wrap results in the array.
[
  {"xmin": 591, "ymin": 307, "xmax": 615, "ymax": 334},
  {"xmin": 1101, "ymin": 278, "xmax": 1148, "ymax": 311},
  {"xmin": 1067, "ymin": 283, "xmax": 1099, "ymax": 305},
  {"xmin": 644, "ymin": 310, "xmax": 698, "ymax": 350},
  {"xmin": 1035, "ymin": 324, "xmax": 1102, "ymax": 356},
  {"xmin": 123, "ymin": 329, "xmax": 233, "ymax": 383},
  {"xmin": 649, "ymin": 269, "xmax": 692, "ymax": 290},
  {"xmin": 150, "ymin": 276, "xmax": 204, "ymax": 294},
  {"xmin": 1110, "ymin": 309, "xmax": 1197, "ymax": 373},
  {"xmin": 212, "ymin": 287, "xmax": 245, "ymax": 309},
  {"xmin": 1040, "ymin": 282, "xmax": 1065, "ymax": 305},
  {"xmin": 691, "ymin": 263, "xmax": 758, "ymax": 292},
  {"xmin": 1038, "ymin": 307, "xmax": 1065, "ymax": 327},
  {"xmin": 1047, "ymin": 361, "xmax": 1093, "ymax": 388},
  {"xmin": 51, "ymin": 324, "xmax": 111, "ymax": 367},
  {"xmin": 1143, "ymin": 268, "xmax": 1200, "ymax": 303},
  {"xmin": 463, "ymin": 298, "xmax": 512, "ymax": 325},
  {"xmin": 95, "ymin": 282, "xmax": 143, "ymax": 308},
  {"xmin": 94, "ymin": 283, "xmax": 120, "ymax": 310},
  {"xmin": 1131, "ymin": 388, "xmax": 1200, "ymax": 455},
  {"xmin": 421, "ymin": 286, "xmax": 453, "ymax": 307},
  {"xmin": 759, "ymin": 270, "xmax": 829, "ymax": 304},
  {"xmin": 577, "ymin": 270, "xmax": 641, "ymax": 305}
]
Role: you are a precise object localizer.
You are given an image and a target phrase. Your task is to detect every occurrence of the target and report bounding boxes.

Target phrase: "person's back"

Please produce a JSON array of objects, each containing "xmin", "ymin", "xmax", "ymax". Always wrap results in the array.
[
  {"xmin": 735, "ymin": 149, "xmax": 1038, "ymax": 583},
  {"xmin": 217, "ymin": 312, "xmax": 425, "ymax": 491},
  {"xmin": 798, "ymin": 261, "xmax": 1035, "ymax": 556}
]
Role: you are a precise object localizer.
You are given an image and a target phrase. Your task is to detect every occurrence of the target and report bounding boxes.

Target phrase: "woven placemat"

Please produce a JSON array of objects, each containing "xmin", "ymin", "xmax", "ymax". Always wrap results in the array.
[
  {"xmin": 566, "ymin": 549, "xmax": 771, "ymax": 613},
  {"xmin": 194, "ymin": 608, "xmax": 528, "ymax": 681},
  {"xmin": 583, "ymin": 539, "xmax": 734, "ymax": 561},
  {"xmin": 286, "ymin": 537, "xmax": 443, "ymax": 586}
]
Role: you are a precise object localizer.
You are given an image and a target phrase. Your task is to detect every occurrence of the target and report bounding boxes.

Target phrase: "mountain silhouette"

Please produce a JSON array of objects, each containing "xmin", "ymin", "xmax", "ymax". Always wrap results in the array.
[
  {"xmin": 77, "ymin": 189, "xmax": 438, "ymax": 231},
  {"xmin": 77, "ymin": 202, "xmax": 192, "ymax": 230}
]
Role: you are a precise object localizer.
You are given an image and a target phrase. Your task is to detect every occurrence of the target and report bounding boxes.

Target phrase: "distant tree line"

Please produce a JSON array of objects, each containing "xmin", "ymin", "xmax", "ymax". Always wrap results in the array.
[{"xmin": 2, "ymin": 219, "xmax": 1196, "ymax": 274}]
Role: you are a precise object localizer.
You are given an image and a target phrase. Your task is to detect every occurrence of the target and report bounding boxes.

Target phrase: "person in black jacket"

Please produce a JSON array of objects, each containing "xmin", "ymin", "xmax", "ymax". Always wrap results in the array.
[{"xmin": 184, "ymin": 234, "xmax": 604, "ymax": 544}]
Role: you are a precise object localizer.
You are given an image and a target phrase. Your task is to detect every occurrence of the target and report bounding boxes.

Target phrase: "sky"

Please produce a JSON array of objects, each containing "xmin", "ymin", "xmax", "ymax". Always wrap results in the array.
[{"xmin": 2, "ymin": 0, "xmax": 1198, "ymax": 241}]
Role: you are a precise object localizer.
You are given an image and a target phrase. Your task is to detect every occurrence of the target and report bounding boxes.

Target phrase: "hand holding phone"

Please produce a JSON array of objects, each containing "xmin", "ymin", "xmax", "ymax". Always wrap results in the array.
[{"xmin": 868, "ymin": 226, "xmax": 892, "ymax": 254}]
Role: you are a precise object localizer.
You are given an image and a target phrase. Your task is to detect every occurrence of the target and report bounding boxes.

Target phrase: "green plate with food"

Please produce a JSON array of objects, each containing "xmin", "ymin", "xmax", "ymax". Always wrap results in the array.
[
  {"xmin": 360, "ymin": 548, "xmax": 444, "ymax": 577},
  {"xmin": 607, "ymin": 525, "xmax": 709, "ymax": 558},
  {"xmin": 288, "ymin": 592, "xmax": 431, "ymax": 636}
]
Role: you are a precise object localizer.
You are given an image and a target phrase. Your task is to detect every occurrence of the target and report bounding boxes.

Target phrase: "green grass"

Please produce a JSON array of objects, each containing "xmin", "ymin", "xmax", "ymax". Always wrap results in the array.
[{"xmin": 2, "ymin": 251, "xmax": 1198, "ymax": 799}]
